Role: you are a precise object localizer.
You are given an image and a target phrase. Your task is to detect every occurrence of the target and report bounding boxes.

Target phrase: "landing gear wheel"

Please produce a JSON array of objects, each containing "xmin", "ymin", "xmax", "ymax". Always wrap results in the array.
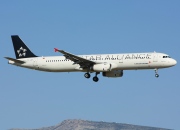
[
  {"xmin": 84, "ymin": 73, "xmax": 90, "ymax": 78},
  {"xmin": 93, "ymin": 76, "xmax": 99, "ymax": 82},
  {"xmin": 154, "ymin": 68, "xmax": 159, "ymax": 78},
  {"xmin": 155, "ymin": 74, "xmax": 159, "ymax": 78}
]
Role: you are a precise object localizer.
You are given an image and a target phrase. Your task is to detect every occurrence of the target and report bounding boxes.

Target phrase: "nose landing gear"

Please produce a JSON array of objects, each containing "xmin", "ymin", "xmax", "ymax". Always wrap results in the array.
[
  {"xmin": 155, "ymin": 74, "xmax": 159, "ymax": 78},
  {"xmin": 155, "ymin": 68, "xmax": 159, "ymax": 78}
]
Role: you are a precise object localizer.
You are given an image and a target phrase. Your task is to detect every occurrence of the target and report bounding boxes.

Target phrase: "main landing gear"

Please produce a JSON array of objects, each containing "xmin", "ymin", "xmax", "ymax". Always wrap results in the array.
[
  {"xmin": 84, "ymin": 73, "xmax": 90, "ymax": 78},
  {"xmin": 84, "ymin": 72, "xmax": 100, "ymax": 82},
  {"xmin": 155, "ymin": 68, "xmax": 159, "ymax": 78}
]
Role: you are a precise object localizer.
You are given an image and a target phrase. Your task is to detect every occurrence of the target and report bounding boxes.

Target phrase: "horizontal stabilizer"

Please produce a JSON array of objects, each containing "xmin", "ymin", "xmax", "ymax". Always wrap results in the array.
[{"xmin": 4, "ymin": 57, "xmax": 25, "ymax": 64}]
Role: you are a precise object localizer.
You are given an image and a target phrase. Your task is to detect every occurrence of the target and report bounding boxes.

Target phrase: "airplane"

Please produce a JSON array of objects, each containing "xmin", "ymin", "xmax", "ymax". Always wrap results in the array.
[{"xmin": 5, "ymin": 35, "xmax": 177, "ymax": 82}]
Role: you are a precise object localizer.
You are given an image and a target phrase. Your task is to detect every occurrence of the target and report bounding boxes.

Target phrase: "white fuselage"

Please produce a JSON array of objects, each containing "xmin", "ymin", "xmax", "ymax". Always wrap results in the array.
[{"xmin": 8, "ymin": 52, "xmax": 177, "ymax": 72}]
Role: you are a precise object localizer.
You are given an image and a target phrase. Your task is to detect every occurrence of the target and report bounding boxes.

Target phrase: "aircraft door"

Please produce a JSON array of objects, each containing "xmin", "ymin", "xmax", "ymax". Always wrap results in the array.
[{"xmin": 153, "ymin": 53, "xmax": 158, "ymax": 62}]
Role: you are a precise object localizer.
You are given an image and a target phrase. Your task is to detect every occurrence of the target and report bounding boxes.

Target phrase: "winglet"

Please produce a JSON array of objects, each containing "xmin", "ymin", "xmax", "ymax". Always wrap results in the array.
[{"xmin": 54, "ymin": 48, "xmax": 59, "ymax": 52}]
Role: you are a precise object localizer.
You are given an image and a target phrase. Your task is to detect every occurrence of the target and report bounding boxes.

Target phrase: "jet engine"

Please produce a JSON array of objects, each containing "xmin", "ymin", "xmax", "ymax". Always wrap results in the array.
[{"xmin": 102, "ymin": 70, "xmax": 123, "ymax": 77}]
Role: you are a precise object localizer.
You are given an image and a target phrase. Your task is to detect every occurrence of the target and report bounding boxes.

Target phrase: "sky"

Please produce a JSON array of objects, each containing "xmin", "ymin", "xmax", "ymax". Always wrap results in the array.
[{"xmin": 1, "ymin": 1, "xmax": 180, "ymax": 130}]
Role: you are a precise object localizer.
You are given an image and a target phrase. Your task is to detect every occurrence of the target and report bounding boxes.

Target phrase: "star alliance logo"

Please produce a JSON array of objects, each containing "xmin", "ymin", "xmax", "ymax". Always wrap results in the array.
[{"xmin": 17, "ymin": 47, "xmax": 27, "ymax": 57}]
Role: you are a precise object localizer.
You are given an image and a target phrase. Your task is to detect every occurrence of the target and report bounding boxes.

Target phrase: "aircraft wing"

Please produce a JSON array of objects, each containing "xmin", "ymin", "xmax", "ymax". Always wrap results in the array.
[{"xmin": 54, "ymin": 48, "xmax": 96, "ymax": 68}]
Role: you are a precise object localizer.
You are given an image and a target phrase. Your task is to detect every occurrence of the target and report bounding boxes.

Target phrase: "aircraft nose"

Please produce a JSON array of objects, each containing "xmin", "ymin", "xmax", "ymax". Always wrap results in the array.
[{"xmin": 172, "ymin": 59, "xmax": 177, "ymax": 66}]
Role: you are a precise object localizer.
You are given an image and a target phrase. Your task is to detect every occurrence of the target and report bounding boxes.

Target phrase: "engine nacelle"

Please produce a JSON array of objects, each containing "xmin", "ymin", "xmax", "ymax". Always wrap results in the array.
[
  {"xmin": 102, "ymin": 70, "xmax": 123, "ymax": 77},
  {"xmin": 92, "ymin": 63, "xmax": 111, "ymax": 72}
]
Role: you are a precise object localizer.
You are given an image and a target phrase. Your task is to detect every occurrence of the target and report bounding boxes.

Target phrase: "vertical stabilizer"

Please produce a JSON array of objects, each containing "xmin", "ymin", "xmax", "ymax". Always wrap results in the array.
[{"xmin": 11, "ymin": 35, "xmax": 37, "ymax": 59}]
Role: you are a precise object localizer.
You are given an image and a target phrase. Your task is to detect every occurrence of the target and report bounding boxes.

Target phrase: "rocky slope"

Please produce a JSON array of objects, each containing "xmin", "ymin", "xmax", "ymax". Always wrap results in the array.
[{"xmin": 10, "ymin": 119, "xmax": 171, "ymax": 130}]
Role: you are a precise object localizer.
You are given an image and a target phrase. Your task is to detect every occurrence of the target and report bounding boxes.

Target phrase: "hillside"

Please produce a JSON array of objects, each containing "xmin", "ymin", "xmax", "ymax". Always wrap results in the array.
[{"xmin": 10, "ymin": 119, "xmax": 171, "ymax": 130}]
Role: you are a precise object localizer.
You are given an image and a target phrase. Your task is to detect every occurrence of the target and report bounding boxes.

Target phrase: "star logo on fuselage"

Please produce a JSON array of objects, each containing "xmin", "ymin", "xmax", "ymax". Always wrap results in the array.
[{"xmin": 17, "ymin": 47, "xmax": 27, "ymax": 57}]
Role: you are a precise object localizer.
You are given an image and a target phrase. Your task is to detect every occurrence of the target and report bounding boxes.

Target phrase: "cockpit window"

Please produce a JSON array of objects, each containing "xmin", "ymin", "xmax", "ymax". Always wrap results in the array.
[{"xmin": 163, "ymin": 56, "xmax": 171, "ymax": 58}]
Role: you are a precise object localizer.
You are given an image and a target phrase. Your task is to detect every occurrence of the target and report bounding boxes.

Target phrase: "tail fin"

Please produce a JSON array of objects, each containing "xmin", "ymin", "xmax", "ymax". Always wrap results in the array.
[{"xmin": 11, "ymin": 35, "xmax": 37, "ymax": 59}]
